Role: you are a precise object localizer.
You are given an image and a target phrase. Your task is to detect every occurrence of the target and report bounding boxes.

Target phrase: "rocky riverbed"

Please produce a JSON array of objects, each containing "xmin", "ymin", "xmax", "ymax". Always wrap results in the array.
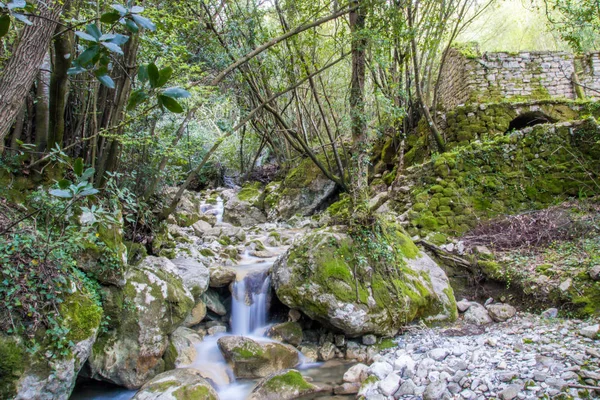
[{"xmin": 353, "ymin": 312, "xmax": 600, "ymax": 400}]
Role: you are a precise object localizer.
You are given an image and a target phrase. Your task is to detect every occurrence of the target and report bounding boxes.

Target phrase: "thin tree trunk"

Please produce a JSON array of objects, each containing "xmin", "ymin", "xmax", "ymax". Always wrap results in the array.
[
  {"xmin": 0, "ymin": 0, "xmax": 66, "ymax": 152},
  {"xmin": 349, "ymin": 1, "xmax": 369, "ymax": 211},
  {"xmin": 9, "ymin": 104, "xmax": 26, "ymax": 152},
  {"xmin": 48, "ymin": 17, "xmax": 73, "ymax": 149},
  {"xmin": 35, "ymin": 52, "xmax": 51, "ymax": 153}
]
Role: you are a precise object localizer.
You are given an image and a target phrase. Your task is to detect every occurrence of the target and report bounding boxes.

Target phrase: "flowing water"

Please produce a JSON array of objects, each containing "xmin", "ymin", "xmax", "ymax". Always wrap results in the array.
[{"xmin": 71, "ymin": 194, "xmax": 351, "ymax": 400}]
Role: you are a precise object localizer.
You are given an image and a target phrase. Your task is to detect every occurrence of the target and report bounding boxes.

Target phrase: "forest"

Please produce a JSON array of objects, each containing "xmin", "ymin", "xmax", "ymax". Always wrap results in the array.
[{"xmin": 0, "ymin": 0, "xmax": 599, "ymax": 399}]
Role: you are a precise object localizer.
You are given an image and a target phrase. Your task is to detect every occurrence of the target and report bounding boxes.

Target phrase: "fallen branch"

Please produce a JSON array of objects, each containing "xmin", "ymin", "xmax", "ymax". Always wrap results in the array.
[{"xmin": 415, "ymin": 239, "xmax": 477, "ymax": 274}]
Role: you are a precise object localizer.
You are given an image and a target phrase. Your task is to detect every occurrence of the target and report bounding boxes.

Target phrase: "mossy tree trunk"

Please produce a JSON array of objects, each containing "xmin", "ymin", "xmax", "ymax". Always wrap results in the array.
[
  {"xmin": 349, "ymin": 1, "xmax": 370, "ymax": 212},
  {"xmin": 35, "ymin": 52, "xmax": 51, "ymax": 153}
]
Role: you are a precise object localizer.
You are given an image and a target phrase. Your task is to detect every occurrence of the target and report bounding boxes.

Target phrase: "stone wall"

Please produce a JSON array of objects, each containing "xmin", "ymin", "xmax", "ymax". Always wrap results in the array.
[
  {"xmin": 390, "ymin": 119, "xmax": 600, "ymax": 243},
  {"xmin": 438, "ymin": 45, "xmax": 600, "ymax": 109}
]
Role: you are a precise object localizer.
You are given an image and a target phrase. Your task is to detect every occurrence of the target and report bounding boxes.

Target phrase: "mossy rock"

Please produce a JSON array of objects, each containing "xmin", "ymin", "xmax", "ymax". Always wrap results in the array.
[
  {"xmin": 131, "ymin": 368, "xmax": 218, "ymax": 400},
  {"xmin": 272, "ymin": 223, "xmax": 456, "ymax": 337},
  {"xmin": 249, "ymin": 369, "xmax": 317, "ymax": 400}
]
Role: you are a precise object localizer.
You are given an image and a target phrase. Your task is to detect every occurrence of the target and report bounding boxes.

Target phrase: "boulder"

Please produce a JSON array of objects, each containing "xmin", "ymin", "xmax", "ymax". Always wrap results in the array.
[
  {"xmin": 183, "ymin": 301, "xmax": 207, "ymax": 327},
  {"xmin": 164, "ymin": 327, "xmax": 203, "ymax": 369},
  {"xmin": 463, "ymin": 303, "xmax": 493, "ymax": 325},
  {"xmin": 192, "ymin": 220, "xmax": 212, "ymax": 236},
  {"xmin": 264, "ymin": 156, "xmax": 337, "ymax": 220},
  {"xmin": 217, "ymin": 336, "xmax": 299, "ymax": 379},
  {"xmin": 267, "ymin": 322, "xmax": 303, "ymax": 346},
  {"xmin": 87, "ymin": 257, "xmax": 194, "ymax": 389},
  {"xmin": 170, "ymin": 257, "xmax": 210, "ymax": 298},
  {"xmin": 223, "ymin": 183, "xmax": 266, "ymax": 227},
  {"xmin": 209, "ymin": 266, "xmax": 237, "ymax": 288},
  {"xmin": 3, "ymin": 290, "xmax": 102, "ymax": 400},
  {"xmin": 272, "ymin": 225, "xmax": 457, "ymax": 336},
  {"xmin": 131, "ymin": 368, "xmax": 218, "ymax": 400},
  {"xmin": 201, "ymin": 289, "xmax": 227, "ymax": 316},
  {"xmin": 486, "ymin": 303, "xmax": 517, "ymax": 322},
  {"xmin": 248, "ymin": 369, "xmax": 318, "ymax": 400}
]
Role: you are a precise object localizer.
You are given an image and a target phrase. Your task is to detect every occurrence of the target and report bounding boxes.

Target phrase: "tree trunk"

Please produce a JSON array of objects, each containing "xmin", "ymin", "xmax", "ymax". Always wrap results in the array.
[
  {"xmin": 9, "ymin": 103, "xmax": 26, "ymax": 152},
  {"xmin": 48, "ymin": 20, "xmax": 73, "ymax": 149},
  {"xmin": 0, "ymin": 0, "xmax": 66, "ymax": 153},
  {"xmin": 35, "ymin": 52, "xmax": 51, "ymax": 152},
  {"xmin": 349, "ymin": 1, "xmax": 369, "ymax": 211}
]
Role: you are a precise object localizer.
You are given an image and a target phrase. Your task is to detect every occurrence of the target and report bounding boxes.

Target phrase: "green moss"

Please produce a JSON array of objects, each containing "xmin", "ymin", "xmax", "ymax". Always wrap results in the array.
[
  {"xmin": 173, "ymin": 385, "xmax": 217, "ymax": 400},
  {"xmin": 163, "ymin": 341, "xmax": 178, "ymax": 370},
  {"xmin": 174, "ymin": 212, "xmax": 200, "ymax": 228},
  {"xmin": 147, "ymin": 379, "xmax": 179, "ymax": 393},
  {"xmin": 376, "ymin": 338, "xmax": 397, "ymax": 351},
  {"xmin": 263, "ymin": 370, "xmax": 313, "ymax": 392},
  {"xmin": 60, "ymin": 292, "xmax": 102, "ymax": 342},
  {"xmin": 0, "ymin": 337, "xmax": 25, "ymax": 399},
  {"xmin": 237, "ymin": 182, "xmax": 264, "ymax": 207},
  {"xmin": 233, "ymin": 341, "xmax": 265, "ymax": 359}
]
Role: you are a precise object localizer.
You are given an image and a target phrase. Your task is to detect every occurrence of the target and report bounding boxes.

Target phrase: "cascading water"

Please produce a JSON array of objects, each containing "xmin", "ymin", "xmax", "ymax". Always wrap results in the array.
[{"xmin": 231, "ymin": 273, "xmax": 271, "ymax": 336}]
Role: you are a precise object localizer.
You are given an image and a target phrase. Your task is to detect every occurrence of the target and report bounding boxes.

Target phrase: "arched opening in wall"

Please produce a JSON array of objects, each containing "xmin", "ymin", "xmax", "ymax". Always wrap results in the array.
[{"xmin": 506, "ymin": 111, "xmax": 557, "ymax": 132}]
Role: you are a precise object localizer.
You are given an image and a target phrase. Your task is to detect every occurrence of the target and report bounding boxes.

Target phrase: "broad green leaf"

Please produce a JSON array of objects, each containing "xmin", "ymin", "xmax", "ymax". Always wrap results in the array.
[
  {"xmin": 7, "ymin": 0, "xmax": 25, "ymax": 10},
  {"xmin": 100, "ymin": 11, "xmax": 120, "ymax": 24},
  {"xmin": 127, "ymin": 89, "xmax": 148, "ymax": 110},
  {"xmin": 75, "ymin": 31, "xmax": 98, "ymax": 42},
  {"xmin": 76, "ymin": 45, "xmax": 99, "ymax": 65},
  {"xmin": 159, "ymin": 95, "xmax": 184, "ymax": 113},
  {"xmin": 162, "ymin": 87, "xmax": 191, "ymax": 99},
  {"xmin": 138, "ymin": 64, "xmax": 148, "ymax": 83},
  {"xmin": 85, "ymin": 23, "xmax": 102, "ymax": 40},
  {"xmin": 124, "ymin": 18, "xmax": 138, "ymax": 33},
  {"xmin": 81, "ymin": 168, "xmax": 95, "ymax": 181},
  {"xmin": 130, "ymin": 5, "xmax": 144, "ymax": 13},
  {"xmin": 105, "ymin": 33, "xmax": 129, "ymax": 45},
  {"xmin": 0, "ymin": 14, "xmax": 9, "ymax": 38},
  {"xmin": 101, "ymin": 41, "xmax": 124, "ymax": 55},
  {"xmin": 73, "ymin": 158, "xmax": 84, "ymax": 176},
  {"xmin": 12, "ymin": 13, "xmax": 31, "ymax": 25},
  {"xmin": 148, "ymin": 63, "xmax": 159, "ymax": 88},
  {"xmin": 67, "ymin": 66, "xmax": 86, "ymax": 75},
  {"xmin": 156, "ymin": 66, "xmax": 173, "ymax": 88},
  {"xmin": 58, "ymin": 179, "xmax": 70, "ymax": 189},
  {"xmin": 131, "ymin": 14, "xmax": 155, "ymax": 31},
  {"xmin": 79, "ymin": 188, "xmax": 99, "ymax": 197},
  {"xmin": 49, "ymin": 189, "xmax": 72, "ymax": 198},
  {"xmin": 96, "ymin": 74, "xmax": 115, "ymax": 89},
  {"xmin": 111, "ymin": 4, "xmax": 128, "ymax": 16}
]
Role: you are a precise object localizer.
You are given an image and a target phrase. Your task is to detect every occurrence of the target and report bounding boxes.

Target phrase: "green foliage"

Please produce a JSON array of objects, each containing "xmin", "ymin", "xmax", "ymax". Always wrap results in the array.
[{"xmin": 0, "ymin": 0, "xmax": 32, "ymax": 40}]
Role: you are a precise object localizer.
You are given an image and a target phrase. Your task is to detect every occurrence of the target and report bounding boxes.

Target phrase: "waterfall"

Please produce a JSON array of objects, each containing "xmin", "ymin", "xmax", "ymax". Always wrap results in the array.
[{"xmin": 231, "ymin": 272, "xmax": 271, "ymax": 336}]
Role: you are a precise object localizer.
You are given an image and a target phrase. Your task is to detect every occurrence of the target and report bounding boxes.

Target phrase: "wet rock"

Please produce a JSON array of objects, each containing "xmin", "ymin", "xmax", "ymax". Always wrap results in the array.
[
  {"xmin": 223, "ymin": 193, "xmax": 266, "ymax": 227},
  {"xmin": 463, "ymin": 303, "xmax": 493, "ymax": 325},
  {"xmin": 250, "ymin": 250, "xmax": 276, "ymax": 258},
  {"xmin": 334, "ymin": 334, "xmax": 346, "ymax": 347},
  {"xmin": 183, "ymin": 300, "xmax": 207, "ymax": 327},
  {"xmin": 248, "ymin": 369, "xmax": 317, "ymax": 400},
  {"xmin": 343, "ymin": 363, "xmax": 369, "ymax": 383},
  {"xmin": 268, "ymin": 322, "xmax": 303, "ymax": 346},
  {"xmin": 201, "ymin": 289, "xmax": 227, "ymax": 316},
  {"xmin": 362, "ymin": 334, "xmax": 377, "ymax": 345},
  {"xmin": 580, "ymin": 324, "xmax": 599, "ymax": 339},
  {"xmin": 131, "ymin": 368, "xmax": 218, "ymax": 400},
  {"xmin": 170, "ymin": 257, "xmax": 210, "ymax": 297},
  {"xmin": 272, "ymin": 226, "xmax": 456, "ymax": 337},
  {"xmin": 298, "ymin": 344, "xmax": 318, "ymax": 363},
  {"xmin": 87, "ymin": 257, "xmax": 194, "ymax": 389},
  {"xmin": 288, "ymin": 309, "xmax": 301, "ymax": 322},
  {"xmin": 217, "ymin": 336, "xmax": 299, "ymax": 379},
  {"xmin": 334, "ymin": 382, "xmax": 360, "ymax": 395},
  {"xmin": 207, "ymin": 325, "xmax": 227, "ymax": 335},
  {"xmin": 164, "ymin": 327, "xmax": 203, "ymax": 369},
  {"xmin": 486, "ymin": 303, "xmax": 517, "ymax": 322},
  {"xmin": 209, "ymin": 266, "xmax": 237, "ymax": 288},
  {"xmin": 318, "ymin": 342, "xmax": 336, "ymax": 361}
]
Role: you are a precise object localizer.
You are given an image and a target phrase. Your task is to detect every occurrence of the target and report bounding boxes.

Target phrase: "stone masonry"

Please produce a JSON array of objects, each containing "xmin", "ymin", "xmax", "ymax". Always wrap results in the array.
[{"xmin": 438, "ymin": 44, "xmax": 600, "ymax": 110}]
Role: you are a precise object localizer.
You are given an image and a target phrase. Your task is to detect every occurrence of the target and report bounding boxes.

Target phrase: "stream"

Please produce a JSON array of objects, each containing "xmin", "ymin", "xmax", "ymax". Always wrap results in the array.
[{"xmin": 70, "ymin": 195, "xmax": 353, "ymax": 400}]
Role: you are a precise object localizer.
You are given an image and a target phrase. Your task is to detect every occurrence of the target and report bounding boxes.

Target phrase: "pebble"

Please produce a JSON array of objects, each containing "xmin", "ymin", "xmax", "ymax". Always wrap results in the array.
[
  {"xmin": 580, "ymin": 324, "xmax": 599, "ymax": 339},
  {"xmin": 354, "ymin": 313, "xmax": 593, "ymax": 399},
  {"xmin": 363, "ymin": 334, "xmax": 377, "ymax": 345}
]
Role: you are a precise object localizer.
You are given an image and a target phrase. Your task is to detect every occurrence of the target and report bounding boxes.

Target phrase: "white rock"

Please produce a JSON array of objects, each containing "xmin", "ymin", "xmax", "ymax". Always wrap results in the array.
[
  {"xmin": 464, "ymin": 303, "xmax": 493, "ymax": 325},
  {"xmin": 429, "ymin": 348, "xmax": 450, "ymax": 361},
  {"xmin": 378, "ymin": 372, "xmax": 401, "ymax": 396},
  {"xmin": 423, "ymin": 381, "xmax": 447, "ymax": 400},
  {"xmin": 397, "ymin": 379, "xmax": 416, "ymax": 396},
  {"xmin": 369, "ymin": 361, "xmax": 393, "ymax": 380},
  {"xmin": 457, "ymin": 299, "xmax": 472, "ymax": 312},
  {"xmin": 580, "ymin": 324, "xmax": 599, "ymax": 339},
  {"xmin": 394, "ymin": 354, "xmax": 416, "ymax": 377},
  {"xmin": 343, "ymin": 363, "xmax": 369, "ymax": 383}
]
